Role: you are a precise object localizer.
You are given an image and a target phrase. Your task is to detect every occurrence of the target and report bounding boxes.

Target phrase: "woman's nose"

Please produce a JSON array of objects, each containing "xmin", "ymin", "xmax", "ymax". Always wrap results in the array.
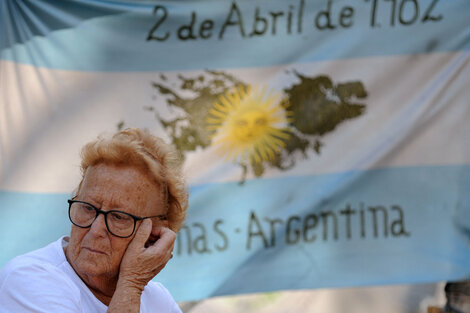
[{"xmin": 88, "ymin": 213, "xmax": 108, "ymax": 236}]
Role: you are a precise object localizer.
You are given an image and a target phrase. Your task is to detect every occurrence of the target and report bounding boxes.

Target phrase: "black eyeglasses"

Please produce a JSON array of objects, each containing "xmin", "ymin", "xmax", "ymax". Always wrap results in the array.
[{"xmin": 67, "ymin": 199, "xmax": 167, "ymax": 238}]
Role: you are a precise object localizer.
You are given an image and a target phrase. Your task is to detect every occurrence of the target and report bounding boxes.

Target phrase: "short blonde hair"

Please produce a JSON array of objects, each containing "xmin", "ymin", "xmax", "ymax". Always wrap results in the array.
[{"xmin": 76, "ymin": 128, "xmax": 188, "ymax": 232}]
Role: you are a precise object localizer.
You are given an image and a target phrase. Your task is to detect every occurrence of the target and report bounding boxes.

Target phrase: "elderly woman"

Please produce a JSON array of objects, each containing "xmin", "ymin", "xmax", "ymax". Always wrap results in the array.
[{"xmin": 0, "ymin": 128, "xmax": 188, "ymax": 312}]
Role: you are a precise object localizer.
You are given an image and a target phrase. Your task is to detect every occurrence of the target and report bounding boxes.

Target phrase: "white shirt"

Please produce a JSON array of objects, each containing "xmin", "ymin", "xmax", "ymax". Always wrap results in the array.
[{"xmin": 0, "ymin": 237, "xmax": 181, "ymax": 313}]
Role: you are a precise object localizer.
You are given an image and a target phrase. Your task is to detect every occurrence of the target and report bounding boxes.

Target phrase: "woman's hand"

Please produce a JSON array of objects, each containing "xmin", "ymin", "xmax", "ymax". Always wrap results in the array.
[{"xmin": 118, "ymin": 219, "xmax": 175, "ymax": 292}]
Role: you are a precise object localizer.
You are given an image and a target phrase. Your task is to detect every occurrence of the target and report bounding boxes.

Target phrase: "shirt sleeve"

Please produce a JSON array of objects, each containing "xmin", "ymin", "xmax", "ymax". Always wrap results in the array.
[
  {"xmin": 142, "ymin": 281, "xmax": 182, "ymax": 313},
  {"xmin": 0, "ymin": 262, "xmax": 82, "ymax": 313},
  {"xmin": 161, "ymin": 284, "xmax": 182, "ymax": 313}
]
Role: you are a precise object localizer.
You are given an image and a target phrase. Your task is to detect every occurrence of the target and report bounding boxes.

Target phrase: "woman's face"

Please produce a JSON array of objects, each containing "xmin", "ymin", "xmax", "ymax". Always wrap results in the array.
[{"xmin": 65, "ymin": 163, "xmax": 166, "ymax": 283}]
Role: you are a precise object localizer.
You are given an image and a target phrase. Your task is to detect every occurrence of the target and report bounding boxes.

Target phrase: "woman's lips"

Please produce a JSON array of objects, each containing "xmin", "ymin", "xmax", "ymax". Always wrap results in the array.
[{"xmin": 83, "ymin": 247, "xmax": 106, "ymax": 254}]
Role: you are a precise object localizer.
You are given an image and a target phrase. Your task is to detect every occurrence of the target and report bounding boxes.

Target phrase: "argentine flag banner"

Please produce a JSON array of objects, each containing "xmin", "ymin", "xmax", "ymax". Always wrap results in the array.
[{"xmin": 1, "ymin": 0, "xmax": 469, "ymax": 301}]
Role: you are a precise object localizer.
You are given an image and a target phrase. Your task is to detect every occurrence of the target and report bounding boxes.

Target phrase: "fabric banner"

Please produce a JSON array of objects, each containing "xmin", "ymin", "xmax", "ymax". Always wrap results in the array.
[{"xmin": 1, "ymin": 0, "xmax": 469, "ymax": 301}]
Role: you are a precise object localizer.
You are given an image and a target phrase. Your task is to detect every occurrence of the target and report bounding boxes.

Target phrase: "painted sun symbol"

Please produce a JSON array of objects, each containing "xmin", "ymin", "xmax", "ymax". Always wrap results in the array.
[{"xmin": 206, "ymin": 85, "xmax": 291, "ymax": 165}]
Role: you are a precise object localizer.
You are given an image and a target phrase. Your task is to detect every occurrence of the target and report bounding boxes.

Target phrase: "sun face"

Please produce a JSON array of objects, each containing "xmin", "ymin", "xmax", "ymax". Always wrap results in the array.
[{"xmin": 206, "ymin": 85, "xmax": 291, "ymax": 165}]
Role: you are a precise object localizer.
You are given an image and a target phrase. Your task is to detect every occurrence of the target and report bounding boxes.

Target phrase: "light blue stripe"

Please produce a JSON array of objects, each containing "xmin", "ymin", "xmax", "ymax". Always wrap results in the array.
[
  {"xmin": 1, "ymin": 0, "xmax": 469, "ymax": 71},
  {"xmin": 1, "ymin": 164, "xmax": 469, "ymax": 301},
  {"xmin": 0, "ymin": 191, "xmax": 71, "ymax": 262}
]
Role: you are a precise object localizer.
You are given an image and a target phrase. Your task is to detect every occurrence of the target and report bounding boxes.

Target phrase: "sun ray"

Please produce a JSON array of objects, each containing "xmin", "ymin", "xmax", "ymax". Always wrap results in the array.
[
  {"xmin": 208, "ymin": 109, "xmax": 228, "ymax": 119},
  {"xmin": 257, "ymin": 145, "xmax": 269, "ymax": 161},
  {"xmin": 265, "ymin": 148, "xmax": 275, "ymax": 161},
  {"xmin": 213, "ymin": 101, "xmax": 230, "ymax": 113},
  {"xmin": 218, "ymin": 96, "xmax": 233, "ymax": 110},
  {"xmin": 263, "ymin": 138, "xmax": 281, "ymax": 152},
  {"xmin": 267, "ymin": 128, "xmax": 291, "ymax": 139}
]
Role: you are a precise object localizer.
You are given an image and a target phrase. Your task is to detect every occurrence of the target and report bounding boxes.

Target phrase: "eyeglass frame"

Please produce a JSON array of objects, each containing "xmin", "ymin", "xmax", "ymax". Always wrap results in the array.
[{"xmin": 67, "ymin": 199, "xmax": 168, "ymax": 238}]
